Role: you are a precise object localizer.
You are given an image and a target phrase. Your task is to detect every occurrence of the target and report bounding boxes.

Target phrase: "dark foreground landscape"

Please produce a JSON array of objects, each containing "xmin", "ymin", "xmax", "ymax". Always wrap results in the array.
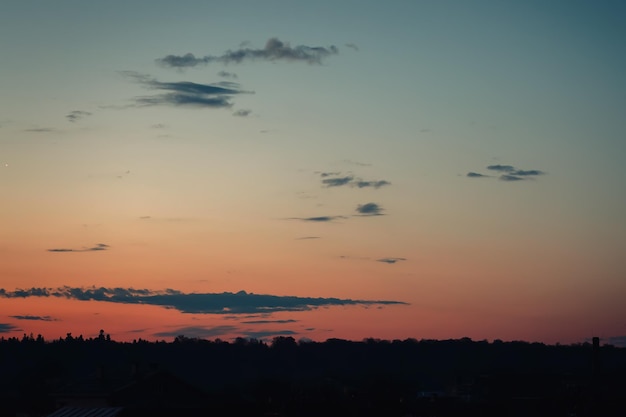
[{"xmin": 1, "ymin": 334, "xmax": 624, "ymax": 416}]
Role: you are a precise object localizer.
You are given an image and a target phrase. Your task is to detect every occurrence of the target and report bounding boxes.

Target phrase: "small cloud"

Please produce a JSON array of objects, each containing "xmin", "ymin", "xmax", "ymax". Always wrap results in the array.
[
  {"xmin": 322, "ymin": 176, "xmax": 354, "ymax": 187},
  {"xmin": 121, "ymin": 71, "xmax": 251, "ymax": 109},
  {"xmin": 151, "ymin": 124, "xmax": 167, "ymax": 129},
  {"xmin": 377, "ymin": 257, "xmax": 407, "ymax": 264},
  {"xmin": 241, "ymin": 319, "xmax": 298, "ymax": 324},
  {"xmin": 10, "ymin": 315, "xmax": 57, "ymax": 321},
  {"xmin": 468, "ymin": 164, "xmax": 545, "ymax": 182},
  {"xmin": 24, "ymin": 128, "xmax": 57, "ymax": 133},
  {"xmin": 352, "ymin": 180, "xmax": 390, "ymax": 189},
  {"xmin": 419, "ymin": 128, "xmax": 431, "ymax": 133},
  {"xmin": 345, "ymin": 43, "xmax": 359, "ymax": 51},
  {"xmin": 319, "ymin": 173, "xmax": 390, "ymax": 189},
  {"xmin": 339, "ymin": 255, "xmax": 370, "ymax": 261},
  {"xmin": 295, "ymin": 236, "xmax": 321, "ymax": 240},
  {"xmin": 156, "ymin": 38, "xmax": 339, "ymax": 68},
  {"xmin": 66, "ymin": 110, "xmax": 92, "ymax": 123},
  {"xmin": 290, "ymin": 216, "xmax": 345, "ymax": 222},
  {"xmin": 499, "ymin": 174, "xmax": 524, "ymax": 181},
  {"xmin": 218, "ymin": 71, "xmax": 238, "ymax": 79},
  {"xmin": 466, "ymin": 172, "xmax": 487, "ymax": 178},
  {"xmin": 342, "ymin": 160, "xmax": 372, "ymax": 167},
  {"xmin": 487, "ymin": 164, "xmax": 516, "ymax": 173},
  {"xmin": 47, "ymin": 243, "xmax": 109, "ymax": 252},
  {"xmin": 0, "ymin": 323, "xmax": 20, "ymax": 333},
  {"xmin": 355, "ymin": 202, "xmax": 384, "ymax": 216},
  {"xmin": 511, "ymin": 169, "xmax": 544, "ymax": 176},
  {"xmin": 139, "ymin": 216, "xmax": 152, "ymax": 220},
  {"xmin": 232, "ymin": 109, "xmax": 251, "ymax": 117}
]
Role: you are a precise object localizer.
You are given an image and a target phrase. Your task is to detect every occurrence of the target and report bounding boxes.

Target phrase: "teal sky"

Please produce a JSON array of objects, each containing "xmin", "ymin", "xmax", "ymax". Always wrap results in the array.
[{"xmin": 1, "ymin": 1, "xmax": 625, "ymax": 344}]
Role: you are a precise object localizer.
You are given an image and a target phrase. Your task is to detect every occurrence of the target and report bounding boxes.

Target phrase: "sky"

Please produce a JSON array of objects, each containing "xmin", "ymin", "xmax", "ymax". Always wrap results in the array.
[{"xmin": 1, "ymin": 0, "xmax": 625, "ymax": 345}]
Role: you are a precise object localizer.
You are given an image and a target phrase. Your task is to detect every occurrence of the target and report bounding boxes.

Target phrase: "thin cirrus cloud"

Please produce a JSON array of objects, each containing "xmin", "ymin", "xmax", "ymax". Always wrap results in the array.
[
  {"xmin": 355, "ymin": 202, "xmax": 384, "ymax": 216},
  {"xmin": 320, "ymin": 173, "xmax": 391, "ymax": 189},
  {"xmin": 66, "ymin": 110, "xmax": 92, "ymax": 123},
  {"xmin": 121, "ymin": 71, "xmax": 250, "ymax": 109},
  {"xmin": 377, "ymin": 257, "xmax": 407, "ymax": 264},
  {"xmin": 23, "ymin": 128, "xmax": 57, "ymax": 133},
  {"xmin": 467, "ymin": 164, "xmax": 545, "ymax": 182},
  {"xmin": 0, "ymin": 323, "xmax": 21, "ymax": 333},
  {"xmin": 288, "ymin": 216, "xmax": 346, "ymax": 222},
  {"xmin": 218, "ymin": 70, "xmax": 238, "ymax": 79},
  {"xmin": 232, "ymin": 109, "xmax": 252, "ymax": 117},
  {"xmin": 47, "ymin": 243, "xmax": 109, "ymax": 253},
  {"xmin": 9, "ymin": 315, "xmax": 57, "ymax": 321},
  {"xmin": 156, "ymin": 37, "xmax": 339, "ymax": 68},
  {"xmin": 0, "ymin": 287, "xmax": 408, "ymax": 315},
  {"xmin": 240, "ymin": 319, "xmax": 299, "ymax": 325}
]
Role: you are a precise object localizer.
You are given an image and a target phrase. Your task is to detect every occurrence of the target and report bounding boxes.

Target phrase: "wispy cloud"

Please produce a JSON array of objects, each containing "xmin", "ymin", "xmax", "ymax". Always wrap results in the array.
[
  {"xmin": 499, "ymin": 174, "xmax": 525, "ymax": 181},
  {"xmin": 47, "ymin": 243, "xmax": 109, "ymax": 253},
  {"xmin": 9, "ymin": 315, "xmax": 57, "ymax": 321},
  {"xmin": 121, "ymin": 71, "xmax": 250, "ymax": 109},
  {"xmin": 0, "ymin": 323, "xmax": 21, "ymax": 333},
  {"xmin": 66, "ymin": 110, "xmax": 92, "ymax": 123},
  {"xmin": 353, "ymin": 180, "xmax": 391, "ymax": 189},
  {"xmin": 322, "ymin": 176, "xmax": 354, "ymax": 187},
  {"xmin": 241, "ymin": 319, "xmax": 299, "ymax": 324},
  {"xmin": 232, "ymin": 109, "xmax": 251, "ymax": 117},
  {"xmin": 355, "ymin": 202, "xmax": 384, "ymax": 216},
  {"xmin": 0, "ymin": 287, "xmax": 408, "ymax": 315},
  {"xmin": 157, "ymin": 38, "xmax": 338, "ymax": 68},
  {"xmin": 377, "ymin": 257, "xmax": 407, "ymax": 264},
  {"xmin": 486, "ymin": 164, "xmax": 516, "ymax": 173},
  {"xmin": 466, "ymin": 172, "xmax": 488, "ymax": 178},
  {"xmin": 24, "ymin": 128, "xmax": 57, "ymax": 133},
  {"xmin": 511, "ymin": 169, "xmax": 544, "ymax": 176},
  {"xmin": 218, "ymin": 71, "xmax": 238, "ymax": 79},
  {"xmin": 295, "ymin": 236, "xmax": 321, "ymax": 240},
  {"xmin": 468, "ymin": 164, "xmax": 544, "ymax": 182},
  {"xmin": 320, "ymin": 173, "xmax": 391, "ymax": 189},
  {"xmin": 289, "ymin": 216, "xmax": 345, "ymax": 222}
]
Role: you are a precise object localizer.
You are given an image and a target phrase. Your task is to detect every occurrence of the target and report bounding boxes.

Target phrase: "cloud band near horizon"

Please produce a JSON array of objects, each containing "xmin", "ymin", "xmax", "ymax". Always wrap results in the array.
[{"xmin": 0, "ymin": 287, "xmax": 408, "ymax": 315}]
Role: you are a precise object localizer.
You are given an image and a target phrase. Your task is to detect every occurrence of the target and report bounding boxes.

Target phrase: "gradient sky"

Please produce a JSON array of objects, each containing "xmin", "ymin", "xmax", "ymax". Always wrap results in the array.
[{"xmin": 1, "ymin": 0, "xmax": 625, "ymax": 345}]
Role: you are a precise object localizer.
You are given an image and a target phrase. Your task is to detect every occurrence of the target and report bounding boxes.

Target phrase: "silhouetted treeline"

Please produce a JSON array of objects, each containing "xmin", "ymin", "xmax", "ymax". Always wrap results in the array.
[{"xmin": 1, "ymin": 334, "xmax": 625, "ymax": 416}]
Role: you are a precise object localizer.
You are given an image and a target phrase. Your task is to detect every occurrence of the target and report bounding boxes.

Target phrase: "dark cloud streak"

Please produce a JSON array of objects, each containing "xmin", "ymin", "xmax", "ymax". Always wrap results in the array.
[
  {"xmin": 0, "ymin": 323, "xmax": 21, "ymax": 333},
  {"xmin": 320, "ymin": 173, "xmax": 391, "ymax": 189},
  {"xmin": 377, "ymin": 258, "xmax": 407, "ymax": 264},
  {"xmin": 157, "ymin": 38, "xmax": 339, "ymax": 68},
  {"xmin": 10, "ymin": 315, "xmax": 57, "ymax": 321},
  {"xmin": 122, "ymin": 71, "xmax": 250, "ymax": 109},
  {"xmin": 0, "ymin": 287, "xmax": 408, "ymax": 315},
  {"xmin": 47, "ymin": 243, "xmax": 109, "ymax": 253}
]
